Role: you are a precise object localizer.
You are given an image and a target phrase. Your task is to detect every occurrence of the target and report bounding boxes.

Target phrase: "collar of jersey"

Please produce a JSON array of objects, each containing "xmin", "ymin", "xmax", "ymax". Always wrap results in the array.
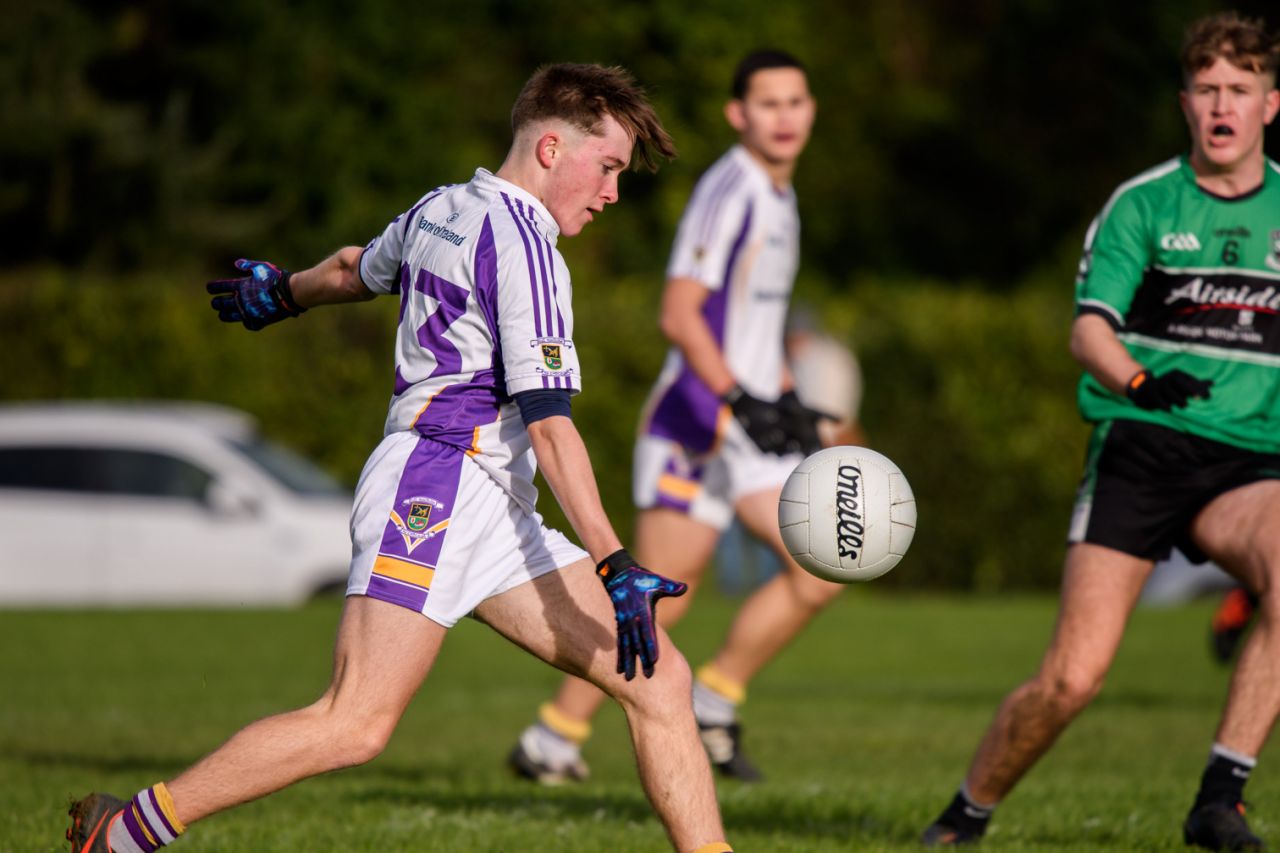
[
  {"xmin": 1178, "ymin": 154, "xmax": 1274, "ymax": 204},
  {"xmin": 729, "ymin": 144, "xmax": 795, "ymax": 200},
  {"xmin": 472, "ymin": 168, "xmax": 560, "ymax": 239}
]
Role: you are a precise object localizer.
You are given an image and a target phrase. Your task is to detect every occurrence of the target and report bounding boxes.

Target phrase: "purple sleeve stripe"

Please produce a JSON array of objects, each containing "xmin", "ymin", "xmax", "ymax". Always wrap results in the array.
[
  {"xmin": 499, "ymin": 192, "xmax": 544, "ymax": 337},
  {"xmin": 703, "ymin": 202, "xmax": 752, "ymax": 346},
  {"xmin": 540, "ymin": 221, "xmax": 566, "ymax": 338},
  {"xmin": 694, "ymin": 162, "xmax": 743, "ymax": 250},
  {"xmin": 520, "ymin": 204, "xmax": 563, "ymax": 337},
  {"xmin": 515, "ymin": 200, "xmax": 556, "ymax": 339},
  {"xmin": 473, "ymin": 216, "xmax": 502, "ymax": 348}
]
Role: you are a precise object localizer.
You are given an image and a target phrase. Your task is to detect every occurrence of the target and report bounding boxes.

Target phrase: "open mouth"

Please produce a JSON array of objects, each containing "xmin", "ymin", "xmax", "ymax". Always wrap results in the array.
[{"xmin": 1211, "ymin": 124, "xmax": 1235, "ymax": 137}]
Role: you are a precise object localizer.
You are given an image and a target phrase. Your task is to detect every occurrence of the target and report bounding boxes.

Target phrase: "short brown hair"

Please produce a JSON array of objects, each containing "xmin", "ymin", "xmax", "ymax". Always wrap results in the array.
[
  {"xmin": 510, "ymin": 63, "xmax": 676, "ymax": 172},
  {"xmin": 1181, "ymin": 11, "xmax": 1278, "ymax": 84}
]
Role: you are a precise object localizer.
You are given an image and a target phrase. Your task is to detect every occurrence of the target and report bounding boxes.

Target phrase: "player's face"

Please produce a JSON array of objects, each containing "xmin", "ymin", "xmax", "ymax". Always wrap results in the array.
[
  {"xmin": 543, "ymin": 115, "xmax": 633, "ymax": 237},
  {"xmin": 728, "ymin": 67, "xmax": 815, "ymax": 167},
  {"xmin": 1180, "ymin": 57, "xmax": 1279, "ymax": 175}
]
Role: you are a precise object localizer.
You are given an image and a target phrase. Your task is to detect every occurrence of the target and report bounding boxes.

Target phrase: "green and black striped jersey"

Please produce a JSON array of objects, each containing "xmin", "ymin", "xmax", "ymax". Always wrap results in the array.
[{"xmin": 1074, "ymin": 155, "xmax": 1280, "ymax": 453}]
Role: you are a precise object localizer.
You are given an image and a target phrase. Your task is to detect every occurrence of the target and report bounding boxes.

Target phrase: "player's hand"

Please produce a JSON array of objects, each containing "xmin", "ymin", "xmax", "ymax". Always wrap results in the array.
[
  {"xmin": 1125, "ymin": 368, "xmax": 1213, "ymax": 411},
  {"xmin": 206, "ymin": 259, "xmax": 306, "ymax": 331},
  {"xmin": 597, "ymin": 549, "xmax": 687, "ymax": 681},
  {"xmin": 724, "ymin": 385, "xmax": 788, "ymax": 454},
  {"xmin": 777, "ymin": 389, "xmax": 826, "ymax": 456}
]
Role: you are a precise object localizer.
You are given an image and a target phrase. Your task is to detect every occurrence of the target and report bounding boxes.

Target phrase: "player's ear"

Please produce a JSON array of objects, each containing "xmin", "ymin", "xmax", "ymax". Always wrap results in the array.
[
  {"xmin": 535, "ymin": 131, "xmax": 560, "ymax": 169},
  {"xmin": 1264, "ymin": 85, "xmax": 1279, "ymax": 126},
  {"xmin": 724, "ymin": 99, "xmax": 747, "ymax": 133}
]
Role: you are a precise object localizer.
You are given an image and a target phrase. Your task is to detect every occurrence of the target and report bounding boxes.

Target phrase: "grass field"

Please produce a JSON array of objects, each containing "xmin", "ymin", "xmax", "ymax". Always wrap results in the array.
[{"xmin": 1, "ymin": 591, "xmax": 1269, "ymax": 852}]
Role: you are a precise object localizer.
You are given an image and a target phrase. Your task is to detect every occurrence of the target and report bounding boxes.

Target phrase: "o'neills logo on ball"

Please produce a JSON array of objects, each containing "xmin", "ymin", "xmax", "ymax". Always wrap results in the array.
[{"xmin": 835, "ymin": 463, "xmax": 865, "ymax": 559}]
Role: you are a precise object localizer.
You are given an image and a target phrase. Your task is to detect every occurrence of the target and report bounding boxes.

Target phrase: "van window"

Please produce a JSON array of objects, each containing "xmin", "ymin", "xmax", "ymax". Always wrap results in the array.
[
  {"xmin": 226, "ymin": 437, "xmax": 346, "ymax": 496},
  {"xmin": 0, "ymin": 446, "xmax": 213, "ymax": 500}
]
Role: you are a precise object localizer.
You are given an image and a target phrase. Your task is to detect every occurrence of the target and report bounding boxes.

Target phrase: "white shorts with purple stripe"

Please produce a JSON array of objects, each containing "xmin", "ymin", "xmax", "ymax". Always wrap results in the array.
[
  {"xmin": 632, "ymin": 419, "xmax": 802, "ymax": 532},
  {"xmin": 347, "ymin": 431, "xmax": 587, "ymax": 626}
]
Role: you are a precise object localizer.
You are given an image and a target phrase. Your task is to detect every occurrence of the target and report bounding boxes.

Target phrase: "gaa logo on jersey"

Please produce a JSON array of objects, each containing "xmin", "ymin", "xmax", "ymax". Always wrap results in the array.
[
  {"xmin": 1268, "ymin": 229, "xmax": 1280, "ymax": 272},
  {"xmin": 542, "ymin": 344, "xmax": 563, "ymax": 370},
  {"xmin": 406, "ymin": 501, "xmax": 432, "ymax": 532}
]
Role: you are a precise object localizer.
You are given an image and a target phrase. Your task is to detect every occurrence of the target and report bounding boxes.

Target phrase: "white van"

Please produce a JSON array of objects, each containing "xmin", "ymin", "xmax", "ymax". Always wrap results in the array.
[{"xmin": 0, "ymin": 402, "xmax": 353, "ymax": 606}]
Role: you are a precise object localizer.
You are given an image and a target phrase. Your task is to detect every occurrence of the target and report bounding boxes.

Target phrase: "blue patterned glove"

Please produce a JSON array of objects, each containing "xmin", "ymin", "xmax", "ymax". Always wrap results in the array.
[
  {"xmin": 206, "ymin": 259, "xmax": 306, "ymax": 331},
  {"xmin": 597, "ymin": 549, "xmax": 687, "ymax": 681}
]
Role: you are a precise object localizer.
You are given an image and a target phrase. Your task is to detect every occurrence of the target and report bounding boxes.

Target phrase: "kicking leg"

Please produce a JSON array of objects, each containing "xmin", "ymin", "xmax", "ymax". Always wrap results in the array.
[{"xmin": 477, "ymin": 559, "xmax": 724, "ymax": 853}]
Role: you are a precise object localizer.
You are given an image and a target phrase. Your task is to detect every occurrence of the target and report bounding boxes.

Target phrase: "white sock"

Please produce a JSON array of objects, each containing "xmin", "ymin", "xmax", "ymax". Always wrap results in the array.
[
  {"xmin": 520, "ymin": 723, "xmax": 582, "ymax": 768},
  {"xmin": 692, "ymin": 681, "xmax": 737, "ymax": 727}
]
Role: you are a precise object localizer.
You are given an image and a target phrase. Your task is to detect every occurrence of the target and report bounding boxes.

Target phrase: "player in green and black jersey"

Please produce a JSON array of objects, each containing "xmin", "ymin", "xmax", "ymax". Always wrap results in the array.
[{"xmin": 925, "ymin": 12, "xmax": 1280, "ymax": 851}]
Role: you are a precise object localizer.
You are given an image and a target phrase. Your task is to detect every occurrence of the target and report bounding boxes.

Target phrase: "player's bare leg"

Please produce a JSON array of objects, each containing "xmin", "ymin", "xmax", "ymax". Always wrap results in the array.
[
  {"xmin": 67, "ymin": 596, "xmax": 446, "ymax": 851},
  {"xmin": 962, "ymin": 544, "xmax": 1152, "ymax": 803},
  {"xmin": 166, "ymin": 596, "xmax": 446, "ymax": 823},
  {"xmin": 1180, "ymin": 481, "xmax": 1280, "ymax": 850},
  {"xmin": 922, "ymin": 543, "xmax": 1152, "ymax": 845},
  {"xmin": 703, "ymin": 487, "xmax": 844, "ymax": 685},
  {"xmin": 1193, "ymin": 481, "xmax": 1280, "ymax": 755},
  {"xmin": 476, "ymin": 559, "xmax": 726, "ymax": 853}
]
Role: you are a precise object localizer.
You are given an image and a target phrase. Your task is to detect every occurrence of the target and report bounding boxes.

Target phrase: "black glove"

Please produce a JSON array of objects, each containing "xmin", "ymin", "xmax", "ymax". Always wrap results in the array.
[
  {"xmin": 723, "ymin": 385, "xmax": 788, "ymax": 454},
  {"xmin": 1125, "ymin": 368, "xmax": 1213, "ymax": 411},
  {"xmin": 777, "ymin": 390, "xmax": 824, "ymax": 456},
  {"xmin": 206, "ymin": 259, "xmax": 306, "ymax": 331}
]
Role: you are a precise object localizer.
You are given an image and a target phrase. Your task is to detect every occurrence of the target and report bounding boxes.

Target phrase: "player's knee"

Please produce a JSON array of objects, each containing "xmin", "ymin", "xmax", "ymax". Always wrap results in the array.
[
  {"xmin": 1041, "ymin": 667, "xmax": 1104, "ymax": 712},
  {"xmin": 612, "ymin": 647, "xmax": 693, "ymax": 714},
  {"xmin": 787, "ymin": 568, "xmax": 844, "ymax": 611},
  {"xmin": 320, "ymin": 706, "xmax": 399, "ymax": 767}
]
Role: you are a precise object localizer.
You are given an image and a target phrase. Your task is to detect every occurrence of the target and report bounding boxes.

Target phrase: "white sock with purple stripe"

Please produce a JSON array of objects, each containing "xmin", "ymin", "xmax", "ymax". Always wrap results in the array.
[{"xmin": 108, "ymin": 783, "xmax": 185, "ymax": 852}]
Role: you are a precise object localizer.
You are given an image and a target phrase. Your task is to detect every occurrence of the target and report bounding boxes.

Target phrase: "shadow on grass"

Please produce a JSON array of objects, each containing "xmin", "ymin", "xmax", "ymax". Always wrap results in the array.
[
  {"xmin": 6, "ymin": 745, "xmax": 196, "ymax": 776},
  {"xmin": 350, "ymin": 781, "xmax": 910, "ymax": 845}
]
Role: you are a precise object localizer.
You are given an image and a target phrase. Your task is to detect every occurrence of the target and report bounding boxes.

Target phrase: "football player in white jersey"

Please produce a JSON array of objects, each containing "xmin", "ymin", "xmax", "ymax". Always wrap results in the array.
[
  {"xmin": 511, "ymin": 50, "xmax": 839, "ymax": 785},
  {"xmin": 66, "ymin": 64, "xmax": 737, "ymax": 853}
]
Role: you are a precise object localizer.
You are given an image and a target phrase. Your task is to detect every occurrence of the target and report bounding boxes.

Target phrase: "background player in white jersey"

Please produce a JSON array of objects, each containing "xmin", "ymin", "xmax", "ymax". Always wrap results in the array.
[
  {"xmin": 923, "ymin": 12, "xmax": 1280, "ymax": 850},
  {"xmin": 511, "ymin": 50, "xmax": 841, "ymax": 785},
  {"xmin": 66, "ymin": 64, "xmax": 738, "ymax": 853}
]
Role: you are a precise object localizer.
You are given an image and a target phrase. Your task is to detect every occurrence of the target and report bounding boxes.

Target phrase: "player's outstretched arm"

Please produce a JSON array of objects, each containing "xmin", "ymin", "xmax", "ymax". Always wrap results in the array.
[
  {"xmin": 206, "ymin": 246, "xmax": 373, "ymax": 330},
  {"xmin": 527, "ymin": 415, "xmax": 687, "ymax": 679}
]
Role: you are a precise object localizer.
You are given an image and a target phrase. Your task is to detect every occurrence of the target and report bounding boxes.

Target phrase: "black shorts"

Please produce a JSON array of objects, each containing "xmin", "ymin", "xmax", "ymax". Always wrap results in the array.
[{"xmin": 1067, "ymin": 418, "xmax": 1280, "ymax": 562}]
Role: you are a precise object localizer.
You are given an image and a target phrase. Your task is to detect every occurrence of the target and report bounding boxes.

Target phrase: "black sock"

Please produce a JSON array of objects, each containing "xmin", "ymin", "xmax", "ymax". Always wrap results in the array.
[
  {"xmin": 1194, "ymin": 749, "xmax": 1254, "ymax": 809},
  {"xmin": 937, "ymin": 789, "xmax": 994, "ymax": 836}
]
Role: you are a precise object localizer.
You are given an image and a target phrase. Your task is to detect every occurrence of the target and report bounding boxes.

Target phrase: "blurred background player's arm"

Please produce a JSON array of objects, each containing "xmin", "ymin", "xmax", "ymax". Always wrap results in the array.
[{"xmin": 659, "ymin": 276, "xmax": 741, "ymax": 397}]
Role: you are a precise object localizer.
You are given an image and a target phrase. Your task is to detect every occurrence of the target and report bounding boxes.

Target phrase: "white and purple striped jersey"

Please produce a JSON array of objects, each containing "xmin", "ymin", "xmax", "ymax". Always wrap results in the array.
[
  {"xmin": 641, "ymin": 144, "xmax": 801, "ymax": 453},
  {"xmin": 358, "ymin": 168, "xmax": 581, "ymax": 512}
]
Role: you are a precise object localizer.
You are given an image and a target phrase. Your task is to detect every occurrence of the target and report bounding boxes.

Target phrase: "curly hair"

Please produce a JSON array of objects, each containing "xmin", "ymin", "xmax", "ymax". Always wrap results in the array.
[{"xmin": 1181, "ymin": 11, "xmax": 1278, "ymax": 83}]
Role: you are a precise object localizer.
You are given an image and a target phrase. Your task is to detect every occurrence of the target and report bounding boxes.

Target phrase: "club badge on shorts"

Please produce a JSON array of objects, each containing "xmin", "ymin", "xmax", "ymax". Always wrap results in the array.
[{"xmin": 407, "ymin": 501, "xmax": 432, "ymax": 532}]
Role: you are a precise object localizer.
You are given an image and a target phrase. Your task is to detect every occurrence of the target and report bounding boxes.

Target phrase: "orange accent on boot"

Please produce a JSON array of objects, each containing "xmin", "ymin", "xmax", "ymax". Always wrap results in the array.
[{"xmin": 1213, "ymin": 588, "xmax": 1255, "ymax": 633}]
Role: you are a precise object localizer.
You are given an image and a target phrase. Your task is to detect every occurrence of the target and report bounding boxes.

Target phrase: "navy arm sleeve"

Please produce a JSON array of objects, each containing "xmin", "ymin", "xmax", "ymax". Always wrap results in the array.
[{"xmin": 514, "ymin": 388, "xmax": 573, "ymax": 426}]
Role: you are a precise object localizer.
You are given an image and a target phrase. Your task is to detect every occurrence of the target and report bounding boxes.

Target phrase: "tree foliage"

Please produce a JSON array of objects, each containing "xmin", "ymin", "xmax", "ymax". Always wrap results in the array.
[{"xmin": 3, "ymin": 0, "xmax": 1276, "ymax": 589}]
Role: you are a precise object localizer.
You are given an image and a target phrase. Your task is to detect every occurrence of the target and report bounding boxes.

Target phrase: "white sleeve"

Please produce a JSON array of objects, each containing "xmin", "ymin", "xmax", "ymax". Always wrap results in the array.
[
  {"xmin": 494, "ymin": 236, "xmax": 582, "ymax": 396},
  {"xmin": 357, "ymin": 191, "xmax": 442, "ymax": 294},
  {"xmin": 665, "ymin": 178, "xmax": 751, "ymax": 291}
]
